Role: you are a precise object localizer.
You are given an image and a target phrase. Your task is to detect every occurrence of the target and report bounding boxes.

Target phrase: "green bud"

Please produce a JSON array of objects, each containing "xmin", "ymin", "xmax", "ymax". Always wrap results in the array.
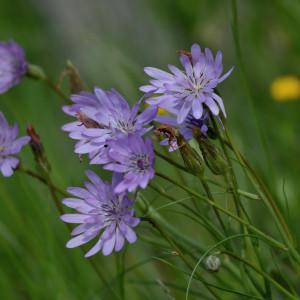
[
  {"xmin": 196, "ymin": 136, "xmax": 228, "ymax": 175},
  {"xmin": 27, "ymin": 64, "xmax": 47, "ymax": 80},
  {"xmin": 177, "ymin": 135, "xmax": 204, "ymax": 176}
]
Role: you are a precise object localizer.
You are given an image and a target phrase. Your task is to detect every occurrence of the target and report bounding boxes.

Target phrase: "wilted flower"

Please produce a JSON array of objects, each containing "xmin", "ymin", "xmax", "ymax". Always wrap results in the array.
[
  {"xmin": 104, "ymin": 134, "xmax": 155, "ymax": 193},
  {"xmin": 62, "ymin": 88, "xmax": 157, "ymax": 164},
  {"xmin": 0, "ymin": 40, "xmax": 27, "ymax": 94},
  {"xmin": 61, "ymin": 171, "xmax": 140, "ymax": 257},
  {"xmin": 0, "ymin": 112, "xmax": 30, "ymax": 177},
  {"xmin": 140, "ymin": 43, "xmax": 233, "ymax": 123}
]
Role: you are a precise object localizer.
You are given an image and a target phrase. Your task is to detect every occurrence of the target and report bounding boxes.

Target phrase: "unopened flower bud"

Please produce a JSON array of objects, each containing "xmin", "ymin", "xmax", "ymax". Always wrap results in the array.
[
  {"xmin": 27, "ymin": 64, "xmax": 47, "ymax": 81},
  {"xmin": 177, "ymin": 134, "xmax": 204, "ymax": 176},
  {"xmin": 204, "ymin": 255, "xmax": 221, "ymax": 272},
  {"xmin": 196, "ymin": 135, "xmax": 227, "ymax": 175},
  {"xmin": 27, "ymin": 125, "xmax": 51, "ymax": 172}
]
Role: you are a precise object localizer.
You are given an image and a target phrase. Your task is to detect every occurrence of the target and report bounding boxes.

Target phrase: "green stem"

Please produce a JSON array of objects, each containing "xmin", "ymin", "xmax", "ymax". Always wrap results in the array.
[
  {"xmin": 224, "ymin": 126, "xmax": 300, "ymax": 266},
  {"xmin": 18, "ymin": 167, "xmax": 120, "ymax": 299},
  {"xmin": 200, "ymin": 179, "xmax": 228, "ymax": 235},
  {"xmin": 155, "ymin": 148, "xmax": 260, "ymax": 200},
  {"xmin": 224, "ymin": 251, "xmax": 299, "ymax": 300},
  {"xmin": 44, "ymin": 77, "xmax": 70, "ymax": 104},
  {"xmin": 156, "ymin": 172, "xmax": 287, "ymax": 251}
]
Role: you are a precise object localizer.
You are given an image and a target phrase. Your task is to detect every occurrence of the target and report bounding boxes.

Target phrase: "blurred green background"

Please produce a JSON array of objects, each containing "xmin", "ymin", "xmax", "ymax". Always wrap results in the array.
[{"xmin": 1, "ymin": 0, "xmax": 300, "ymax": 299}]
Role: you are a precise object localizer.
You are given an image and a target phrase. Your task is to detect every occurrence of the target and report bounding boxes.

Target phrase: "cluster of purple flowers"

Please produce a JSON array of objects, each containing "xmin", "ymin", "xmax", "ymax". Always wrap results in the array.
[
  {"xmin": 0, "ymin": 39, "xmax": 232, "ymax": 257},
  {"xmin": 61, "ymin": 88, "xmax": 157, "ymax": 256}
]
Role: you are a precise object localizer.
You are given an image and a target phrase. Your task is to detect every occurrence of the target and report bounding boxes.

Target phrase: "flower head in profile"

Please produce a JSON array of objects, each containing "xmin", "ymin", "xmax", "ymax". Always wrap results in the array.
[
  {"xmin": 61, "ymin": 171, "xmax": 140, "ymax": 257},
  {"xmin": 0, "ymin": 112, "xmax": 30, "ymax": 177},
  {"xmin": 104, "ymin": 134, "xmax": 155, "ymax": 193},
  {"xmin": 140, "ymin": 43, "xmax": 233, "ymax": 124},
  {"xmin": 62, "ymin": 88, "xmax": 157, "ymax": 164},
  {"xmin": 0, "ymin": 40, "xmax": 27, "ymax": 94}
]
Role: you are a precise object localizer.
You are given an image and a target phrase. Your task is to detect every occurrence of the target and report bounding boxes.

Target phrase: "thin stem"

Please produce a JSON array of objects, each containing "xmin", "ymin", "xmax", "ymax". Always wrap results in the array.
[
  {"xmin": 200, "ymin": 179, "xmax": 228, "ymax": 235},
  {"xmin": 224, "ymin": 251, "xmax": 299, "ymax": 300},
  {"xmin": 18, "ymin": 166, "xmax": 120, "ymax": 299},
  {"xmin": 44, "ymin": 77, "xmax": 70, "ymax": 104},
  {"xmin": 155, "ymin": 172, "xmax": 287, "ymax": 251},
  {"xmin": 144, "ymin": 216, "xmax": 221, "ymax": 299},
  {"xmin": 18, "ymin": 167, "xmax": 68, "ymax": 197},
  {"xmin": 155, "ymin": 148, "xmax": 260, "ymax": 200}
]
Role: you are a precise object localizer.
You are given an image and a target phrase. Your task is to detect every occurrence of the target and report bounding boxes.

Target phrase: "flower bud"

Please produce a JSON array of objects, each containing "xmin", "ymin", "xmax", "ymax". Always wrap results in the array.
[
  {"xmin": 27, "ymin": 64, "xmax": 47, "ymax": 81},
  {"xmin": 177, "ymin": 134, "xmax": 204, "ymax": 176},
  {"xmin": 27, "ymin": 125, "xmax": 51, "ymax": 173},
  {"xmin": 196, "ymin": 135, "xmax": 227, "ymax": 175},
  {"xmin": 204, "ymin": 255, "xmax": 221, "ymax": 272}
]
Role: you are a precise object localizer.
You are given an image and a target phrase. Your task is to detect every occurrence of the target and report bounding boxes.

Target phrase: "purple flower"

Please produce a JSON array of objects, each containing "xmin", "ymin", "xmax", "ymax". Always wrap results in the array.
[
  {"xmin": 156, "ymin": 111, "xmax": 209, "ymax": 152},
  {"xmin": 140, "ymin": 43, "xmax": 233, "ymax": 124},
  {"xmin": 62, "ymin": 88, "xmax": 157, "ymax": 164},
  {"xmin": 0, "ymin": 112, "xmax": 30, "ymax": 177},
  {"xmin": 0, "ymin": 40, "xmax": 27, "ymax": 94},
  {"xmin": 61, "ymin": 171, "xmax": 140, "ymax": 257},
  {"xmin": 104, "ymin": 134, "xmax": 155, "ymax": 193}
]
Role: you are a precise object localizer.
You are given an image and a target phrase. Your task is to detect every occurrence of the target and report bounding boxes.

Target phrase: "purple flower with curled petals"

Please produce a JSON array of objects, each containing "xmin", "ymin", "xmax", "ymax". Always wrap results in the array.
[
  {"xmin": 0, "ymin": 112, "xmax": 30, "ymax": 177},
  {"xmin": 0, "ymin": 40, "xmax": 27, "ymax": 94},
  {"xmin": 62, "ymin": 88, "xmax": 157, "ymax": 164},
  {"xmin": 61, "ymin": 171, "xmax": 140, "ymax": 257},
  {"xmin": 140, "ymin": 43, "xmax": 233, "ymax": 124},
  {"xmin": 156, "ymin": 111, "xmax": 209, "ymax": 152},
  {"xmin": 104, "ymin": 134, "xmax": 155, "ymax": 193}
]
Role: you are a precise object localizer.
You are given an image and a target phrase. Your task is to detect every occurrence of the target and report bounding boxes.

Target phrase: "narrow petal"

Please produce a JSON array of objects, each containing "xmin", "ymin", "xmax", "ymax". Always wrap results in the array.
[
  {"xmin": 177, "ymin": 101, "xmax": 192, "ymax": 124},
  {"xmin": 192, "ymin": 99, "xmax": 203, "ymax": 119}
]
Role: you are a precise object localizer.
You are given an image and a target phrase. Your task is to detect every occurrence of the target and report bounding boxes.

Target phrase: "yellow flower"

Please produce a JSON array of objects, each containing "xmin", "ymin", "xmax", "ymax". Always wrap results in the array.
[
  {"xmin": 270, "ymin": 75, "xmax": 300, "ymax": 102},
  {"xmin": 144, "ymin": 103, "xmax": 167, "ymax": 115}
]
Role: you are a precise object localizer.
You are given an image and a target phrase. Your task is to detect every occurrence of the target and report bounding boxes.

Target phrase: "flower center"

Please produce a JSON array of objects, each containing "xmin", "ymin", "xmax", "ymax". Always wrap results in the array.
[
  {"xmin": 100, "ymin": 197, "xmax": 127, "ymax": 224},
  {"xmin": 129, "ymin": 154, "xmax": 149, "ymax": 173},
  {"xmin": 115, "ymin": 119, "xmax": 135, "ymax": 134}
]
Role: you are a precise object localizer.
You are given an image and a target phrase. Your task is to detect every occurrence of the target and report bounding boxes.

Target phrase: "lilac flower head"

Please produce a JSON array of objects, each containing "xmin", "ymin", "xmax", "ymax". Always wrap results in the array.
[
  {"xmin": 0, "ymin": 112, "xmax": 30, "ymax": 177},
  {"xmin": 62, "ymin": 88, "xmax": 157, "ymax": 164},
  {"xmin": 0, "ymin": 40, "xmax": 27, "ymax": 94},
  {"xmin": 140, "ymin": 43, "xmax": 233, "ymax": 124},
  {"xmin": 104, "ymin": 134, "xmax": 155, "ymax": 193},
  {"xmin": 61, "ymin": 171, "xmax": 140, "ymax": 257}
]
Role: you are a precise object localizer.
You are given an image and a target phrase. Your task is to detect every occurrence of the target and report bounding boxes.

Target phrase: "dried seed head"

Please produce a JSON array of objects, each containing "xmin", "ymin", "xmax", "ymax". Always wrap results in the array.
[
  {"xmin": 65, "ymin": 60, "xmax": 87, "ymax": 93},
  {"xmin": 204, "ymin": 255, "xmax": 221, "ymax": 272}
]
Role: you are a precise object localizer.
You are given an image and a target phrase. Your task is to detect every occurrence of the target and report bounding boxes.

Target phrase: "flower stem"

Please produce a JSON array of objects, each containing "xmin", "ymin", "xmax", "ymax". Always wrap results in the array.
[
  {"xmin": 44, "ymin": 77, "xmax": 70, "ymax": 104},
  {"xmin": 18, "ymin": 166, "xmax": 120, "ymax": 299},
  {"xmin": 156, "ymin": 171, "xmax": 287, "ymax": 251}
]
